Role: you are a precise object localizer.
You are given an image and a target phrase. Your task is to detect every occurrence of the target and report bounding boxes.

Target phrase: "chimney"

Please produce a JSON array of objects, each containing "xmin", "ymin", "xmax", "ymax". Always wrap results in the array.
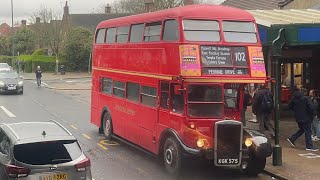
[
  {"xmin": 184, "ymin": 0, "xmax": 194, "ymax": 5},
  {"xmin": 145, "ymin": 0, "xmax": 155, "ymax": 12},
  {"xmin": 64, "ymin": 1, "xmax": 69, "ymax": 15},
  {"xmin": 105, "ymin": 4, "xmax": 111, "ymax": 13},
  {"xmin": 36, "ymin": 17, "xmax": 41, "ymax": 23},
  {"xmin": 21, "ymin": 20, "xmax": 27, "ymax": 26}
]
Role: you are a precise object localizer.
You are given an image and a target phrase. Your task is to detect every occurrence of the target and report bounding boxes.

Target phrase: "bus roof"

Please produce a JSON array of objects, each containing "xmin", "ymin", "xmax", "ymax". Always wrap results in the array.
[{"xmin": 97, "ymin": 4, "xmax": 255, "ymax": 29}]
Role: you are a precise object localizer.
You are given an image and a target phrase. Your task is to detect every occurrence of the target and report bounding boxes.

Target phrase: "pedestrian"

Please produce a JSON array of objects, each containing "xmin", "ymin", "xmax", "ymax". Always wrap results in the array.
[
  {"xmin": 35, "ymin": 66, "xmax": 42, "ymax": 87},
  {"xmin": 309, "ymin": 89, "xmax": 320, "ymax": 141},
  {"xmin": 15, "ymin": 60, "xmax": 20, "ymax": 74},
  {"xmin": 241, "ymin": 87, "xmax": 252, "ymax": 126},
  {"xmin": 21, "ymin": 60, "xmax": 25, "ymax": 73},
  {"xmin": 252, "ymin": 83, "xmax": 275, "ymax": 138},
  {"xmin": 287, "ymin": 88, "xmax": 319, "ymax": 151}
]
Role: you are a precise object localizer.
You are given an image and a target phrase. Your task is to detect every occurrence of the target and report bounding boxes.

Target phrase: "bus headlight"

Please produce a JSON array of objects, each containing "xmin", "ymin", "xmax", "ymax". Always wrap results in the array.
[
  {"xmin": 196, "ymin": 139, "xmax": 205, "ymax": 148},
  {"xmin": 245, "ymin": 138, "xmax": 253, "ymax": 147}
]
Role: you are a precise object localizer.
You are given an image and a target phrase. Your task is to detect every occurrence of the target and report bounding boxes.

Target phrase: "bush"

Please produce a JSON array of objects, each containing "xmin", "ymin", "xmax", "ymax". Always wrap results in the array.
[{"xmin": 32, "ymin": 49, "xmax": 46, "ymax": 56}]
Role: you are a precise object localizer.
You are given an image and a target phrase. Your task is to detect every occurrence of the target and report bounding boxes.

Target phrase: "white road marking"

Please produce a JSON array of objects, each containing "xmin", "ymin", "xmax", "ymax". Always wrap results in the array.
[
  {"xmin": 70, "ymin": 125, "xmax": 78, "ymax": 130},
  {"xmin": 299, "ymin": 153, "xmax": 320, "ymax": 159},
  {"xmin": 0, "ymin": 106, "xmax": 16, "ymax": 118},
  {"xmin": 66, "ymin": 80, "xmax": 75, "ymax": 83}
]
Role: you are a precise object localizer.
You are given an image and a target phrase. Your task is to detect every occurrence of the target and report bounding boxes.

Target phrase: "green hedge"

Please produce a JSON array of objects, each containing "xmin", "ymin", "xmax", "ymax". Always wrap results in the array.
[{"xmin": 0, "ymin": 55, "xmax": 64, "ymax": 72}]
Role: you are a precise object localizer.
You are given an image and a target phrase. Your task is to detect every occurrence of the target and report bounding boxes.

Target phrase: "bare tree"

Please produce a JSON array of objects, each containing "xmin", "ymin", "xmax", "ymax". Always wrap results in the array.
[
  {"xmin": 94, "ymin": 0, "xmax": 209, "ymax": 14},
  {"xmin": 28, "ymin": 5, "xmax": 54, "ymax": 24},
  {"xmin": 28, "ymin": 7, "xmax": 67, "ymax": 57}
]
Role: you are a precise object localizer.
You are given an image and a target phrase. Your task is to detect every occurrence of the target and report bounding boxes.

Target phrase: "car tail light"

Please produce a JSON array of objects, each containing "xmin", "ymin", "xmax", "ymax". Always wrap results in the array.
[
  {"xmin": 74, "ymin": 157, "xmax": 91, "ymax": 172},
  {"xmin": 5, "ymin": 164, "xmax": 31, "ymax": 178}
]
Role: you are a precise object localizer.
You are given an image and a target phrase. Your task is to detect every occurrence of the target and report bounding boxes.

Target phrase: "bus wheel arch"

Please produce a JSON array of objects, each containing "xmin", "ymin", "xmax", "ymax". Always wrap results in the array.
[
  {"xmin": 100, "ymin": 107, "xmax": 113, "ymax": 140},
  {"xmin": 159, "ymin": 130, "xmax": 182, "ymax": 176}
]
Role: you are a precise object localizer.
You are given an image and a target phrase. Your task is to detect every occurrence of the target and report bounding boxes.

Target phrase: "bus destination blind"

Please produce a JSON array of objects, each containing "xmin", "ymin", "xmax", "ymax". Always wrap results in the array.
[{"xmin": 200, "ymin": 46, "xmax": 248, "ymax": 75}]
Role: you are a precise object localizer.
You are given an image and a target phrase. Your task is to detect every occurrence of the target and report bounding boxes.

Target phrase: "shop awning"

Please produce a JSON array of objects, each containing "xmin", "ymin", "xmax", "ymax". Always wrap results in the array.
[{"xmin": 247, "ymin": 9, "xmax": 320, "ymax": 46}]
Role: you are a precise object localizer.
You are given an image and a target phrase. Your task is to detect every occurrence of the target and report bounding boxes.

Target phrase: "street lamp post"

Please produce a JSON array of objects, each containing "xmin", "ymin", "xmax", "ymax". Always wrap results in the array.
[
  {"xmin": 11, "ymin": 0, "xmax": 15, "ymax": 58},
  {"xmin": 271, "ymin": 28, "xmax": 285, "ymax": 166}
]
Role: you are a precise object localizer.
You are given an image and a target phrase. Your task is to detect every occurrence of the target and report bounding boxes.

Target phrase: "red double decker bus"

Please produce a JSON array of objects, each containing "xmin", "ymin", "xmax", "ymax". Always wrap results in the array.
[{"xmin": 91, "ymin": 4, "xmax": 272, "ymax": 176}]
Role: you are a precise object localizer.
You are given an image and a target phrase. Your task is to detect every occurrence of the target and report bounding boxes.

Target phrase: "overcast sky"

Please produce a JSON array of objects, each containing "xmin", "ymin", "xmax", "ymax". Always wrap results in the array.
[{"xmin": 0, "ymin": 0, "xmax": 225, "ymax": 25}]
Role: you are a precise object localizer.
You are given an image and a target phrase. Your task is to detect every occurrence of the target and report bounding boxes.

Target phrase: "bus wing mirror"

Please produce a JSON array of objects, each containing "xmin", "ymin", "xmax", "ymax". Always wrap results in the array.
[{"xmin": 173, "ymin": 85, "xmax": 182, "ymax": 95}]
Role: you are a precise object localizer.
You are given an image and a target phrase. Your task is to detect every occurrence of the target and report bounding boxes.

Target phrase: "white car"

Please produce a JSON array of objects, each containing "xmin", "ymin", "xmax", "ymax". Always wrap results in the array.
[{"xmin": 0, "ymin": 63, "xmax": 11, "ymax": 71}]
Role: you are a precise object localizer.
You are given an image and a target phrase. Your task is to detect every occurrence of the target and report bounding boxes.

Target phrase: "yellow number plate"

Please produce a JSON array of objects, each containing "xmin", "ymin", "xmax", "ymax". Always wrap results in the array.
[{"xmin": 40, "ymin": 173, "xmax": 67, "ymax": 180}]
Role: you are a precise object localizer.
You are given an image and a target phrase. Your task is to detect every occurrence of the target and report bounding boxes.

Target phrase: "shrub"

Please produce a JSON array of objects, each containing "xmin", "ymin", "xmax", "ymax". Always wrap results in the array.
[{"xmin": 32, "ymin": 49, "xmax": 47, "ymax": 56}]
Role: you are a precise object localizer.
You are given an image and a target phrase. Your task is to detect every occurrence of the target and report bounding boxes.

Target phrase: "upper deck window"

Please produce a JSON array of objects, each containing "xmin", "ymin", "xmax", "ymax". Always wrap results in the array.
[
  {"xmin": 130, "ymin": 24, "xmax": 144, "ymax": 43},
  {"xmin": 106, "ymin": 28, "xmax": 116, "ymax": 43},
  {"xmin": 95, "ymin": 28, "xmax": 106, "ymax": 44},
  {"xmin": 183, "ymin": 20, "xmax": 220, "ymax": 42},
  {"xmin": 144, "ymin": 22, "xmax": 162, "ymax": 42},
  {"xmin": 163, "ymin": 20, "xmax": 179, "ymax": 41},
  {"xmin": 222, "ymin": 21, "xmax": 257, "ymax": 43},
  {"xmin": 116, "ymin": 26, "xmax": 129, "ymax": 43}
]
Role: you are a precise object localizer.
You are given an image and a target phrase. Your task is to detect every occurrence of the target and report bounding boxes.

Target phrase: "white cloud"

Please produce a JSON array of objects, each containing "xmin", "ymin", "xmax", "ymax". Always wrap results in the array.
[{"xmin": 0, "ymin": 0, "xmax": 225, "ymax": 25}]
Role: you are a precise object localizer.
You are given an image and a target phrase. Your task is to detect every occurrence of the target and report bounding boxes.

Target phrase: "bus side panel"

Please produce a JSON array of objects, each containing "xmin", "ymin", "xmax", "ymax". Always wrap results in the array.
[
  {"xmin": 138, "ymin": 105, "xmax": 157, "ymax": 153},
  {"xmin": 110, "ymin": 98, "xmax": 126, "ymax": 137},
  {"xmin": 124, "ymin": 102, "xmax": 140, "ymax": 145},
  {"xmin": 91, "ymin": 70, "xmax": 100, "ymax": 127}
]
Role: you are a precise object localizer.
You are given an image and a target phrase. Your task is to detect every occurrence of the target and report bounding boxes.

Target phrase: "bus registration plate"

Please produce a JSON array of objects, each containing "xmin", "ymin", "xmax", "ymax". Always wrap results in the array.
[
  {"xmin": 40, "ymin": 173, "xmax": 67, "ymax": 180},
  {"xmin": 217, "ymin": 158, "xmax": 239, "ymax": 165}
]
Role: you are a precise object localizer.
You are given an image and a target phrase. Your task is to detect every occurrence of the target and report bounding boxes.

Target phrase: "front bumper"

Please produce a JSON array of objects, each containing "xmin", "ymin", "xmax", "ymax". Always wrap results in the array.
[{"xmin": 0, "ymin": 84, "xmax": 23, "ymax": 93}]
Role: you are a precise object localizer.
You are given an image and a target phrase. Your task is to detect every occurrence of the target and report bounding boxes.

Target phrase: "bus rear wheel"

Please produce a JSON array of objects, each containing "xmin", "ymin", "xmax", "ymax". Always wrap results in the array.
[
  {"xmin": 102, "ymin": 113, "xmax": 113, "ymax": 140},
  {"xmin": 163, "ymin": 137, "xmax": 182, "ymax": 176}
]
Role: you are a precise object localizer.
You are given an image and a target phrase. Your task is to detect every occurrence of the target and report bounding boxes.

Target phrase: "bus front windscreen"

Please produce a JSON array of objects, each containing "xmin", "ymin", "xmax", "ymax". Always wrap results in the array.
[
  {"xmin": 183, "ymin": 20, "xmax": 220, "ymax": 42},
  {"xmin": 187, "ymin": 84, "xmax": 223, "ymax": 118}
]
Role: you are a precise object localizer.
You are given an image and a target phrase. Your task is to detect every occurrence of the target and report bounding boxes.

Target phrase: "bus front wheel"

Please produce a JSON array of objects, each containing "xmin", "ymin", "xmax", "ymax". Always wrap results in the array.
[
  {"xmin": 163, "ymin": 137, "xmax": 182, "ymax": 176},
  {"xmin": 102, "ymin": 113, "xmax": 113, "ymax": 140}
]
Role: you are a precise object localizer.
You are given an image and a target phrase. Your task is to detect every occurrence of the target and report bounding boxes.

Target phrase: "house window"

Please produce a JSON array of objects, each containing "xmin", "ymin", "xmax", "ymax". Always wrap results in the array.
[
  {"xmin": 106, "ymin": 28, "xmax": 116, "ymax": 43},
  {"xmin": 141, "ymin": 86, "xmax": 157, "ymax": 107},
  {"xmin": 113, "ymin": 81, "xmax": 125, "ymax": 98},
  {"xmin": 144, "ymin": 22, "xmax": 162, "ymax": 42},
  {"xmin": 129, "ymin": 24, "xmax": 144, "ymax": 43},
  {"xmin": 95, "ymin": 28, "xmax": 106, "ymax": 44},
  {"xmin": 116, "ymin": 26, "xmax": 129, "ymax": 43}
]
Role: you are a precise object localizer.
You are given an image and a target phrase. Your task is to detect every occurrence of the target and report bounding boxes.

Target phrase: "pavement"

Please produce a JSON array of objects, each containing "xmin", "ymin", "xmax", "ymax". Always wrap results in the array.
[
  {"xmin": 20, "ymin": 72, "xmax": 320, "ymax": 179},
  {"xmin": 245, "ymin": 107, "xmax": 320, "ymax": 180}
]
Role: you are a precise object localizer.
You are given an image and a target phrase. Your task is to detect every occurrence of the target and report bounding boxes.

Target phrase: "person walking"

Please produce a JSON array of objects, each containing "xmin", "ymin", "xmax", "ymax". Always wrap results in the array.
[
  {"xmin": 287, "ymin": 88, "xmax": 319, "ymax": 151},
  {"xmin": 252, "ymin": 84, "xmax": 275, "ymax": 138},
  {"xmin": 21, "ymin": 60, "xmax": 25, "ymax": 73},
  {"xmin": 241, "ymin": 88, "xmax": 252, "ymax": 126},
  {"xmin": 309, "ymin": 89, "xmax": 320, "ymax": 141},
  {"xmin": 35, "ymin": 66, "xmax": 42, "ymax": 87}
]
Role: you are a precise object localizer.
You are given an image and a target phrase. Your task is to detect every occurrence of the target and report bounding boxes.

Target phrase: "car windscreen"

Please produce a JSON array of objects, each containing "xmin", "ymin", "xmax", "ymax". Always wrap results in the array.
[
  {"xmin": 0, "ymin": 71, "xmax": 18, "ymax": 79},
  {"xmin": 183, "ymin": 20, "xmax": 220, "ymax": 42},
  {"xmin": 14, "ymin": 140, "xmax": 82, "ymax": 165},
  {"xmin": 222, "ymin": 21, "xmax": 257, "ymax": 43}
]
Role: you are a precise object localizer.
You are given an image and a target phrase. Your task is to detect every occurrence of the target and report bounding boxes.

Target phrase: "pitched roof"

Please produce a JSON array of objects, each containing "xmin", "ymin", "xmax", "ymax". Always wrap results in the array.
[
  {"xmin": 0, "ymin": 23, "xmax": 11, "ymax": 36},
  {"xmin": 68, "ymin": 13, "xmax": 132, "ymax": 31},
  {"xmin": 222, "ymin": 0, "xmax": 281, "ymax": 10}
]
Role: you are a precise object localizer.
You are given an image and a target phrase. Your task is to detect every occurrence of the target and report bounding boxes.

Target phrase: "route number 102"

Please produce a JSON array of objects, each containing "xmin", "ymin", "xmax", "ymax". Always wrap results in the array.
[{"xmin": 235, "ymin": 52, "xmax": 246, "ymax": 62}]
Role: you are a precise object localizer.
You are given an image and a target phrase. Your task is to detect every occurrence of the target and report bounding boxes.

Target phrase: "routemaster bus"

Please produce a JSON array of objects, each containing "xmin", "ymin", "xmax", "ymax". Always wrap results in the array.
[{"xmin": 91, "ymin": 4, "xmax": 272, "ymax": 176}]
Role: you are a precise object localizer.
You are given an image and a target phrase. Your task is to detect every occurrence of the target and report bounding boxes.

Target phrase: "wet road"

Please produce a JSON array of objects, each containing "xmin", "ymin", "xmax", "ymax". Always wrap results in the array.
[{"xmin": 0, "ymin": 80, "xmax": 275, "ymax": 180}]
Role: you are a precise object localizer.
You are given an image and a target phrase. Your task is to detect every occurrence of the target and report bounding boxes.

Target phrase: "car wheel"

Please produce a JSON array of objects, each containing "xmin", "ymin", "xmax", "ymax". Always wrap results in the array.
[
  {"xmin": 243, "ymin": 153, "xmax": 266, "ymax": 176},
  {"xmin": 163, "ymin": 137, "xmax": 182, "ymax": 176},
  {"xmin": 102, "ymin": 113, "xmax": 113, "ymax": 140}
]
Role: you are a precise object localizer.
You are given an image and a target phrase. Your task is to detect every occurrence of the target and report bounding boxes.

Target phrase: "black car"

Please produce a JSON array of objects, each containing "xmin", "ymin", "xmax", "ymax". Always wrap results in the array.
[{"xmin": 0, "ymin": 71, "xmax": 23, "ymax": 94}]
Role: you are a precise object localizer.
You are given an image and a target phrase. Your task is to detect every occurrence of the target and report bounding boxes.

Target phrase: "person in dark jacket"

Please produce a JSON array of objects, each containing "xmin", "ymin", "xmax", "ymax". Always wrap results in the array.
[
  {"xmin": 287, "ymin": 88, "xmax": 319, "ymax": 151},
  {"xmin": 241, "ymin": 88, "xmax": 252, "ymax": 126},
  {"xmin": 252, "ymin": 84, "xmax": 275, "ymax": 138},
  {"xmin": 309, "ymin": 89, "xmax": 320, "ymax": 141},
  {"xmin": 35, "ymin": 66, "xmax": 42, "ymax": 87}
]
